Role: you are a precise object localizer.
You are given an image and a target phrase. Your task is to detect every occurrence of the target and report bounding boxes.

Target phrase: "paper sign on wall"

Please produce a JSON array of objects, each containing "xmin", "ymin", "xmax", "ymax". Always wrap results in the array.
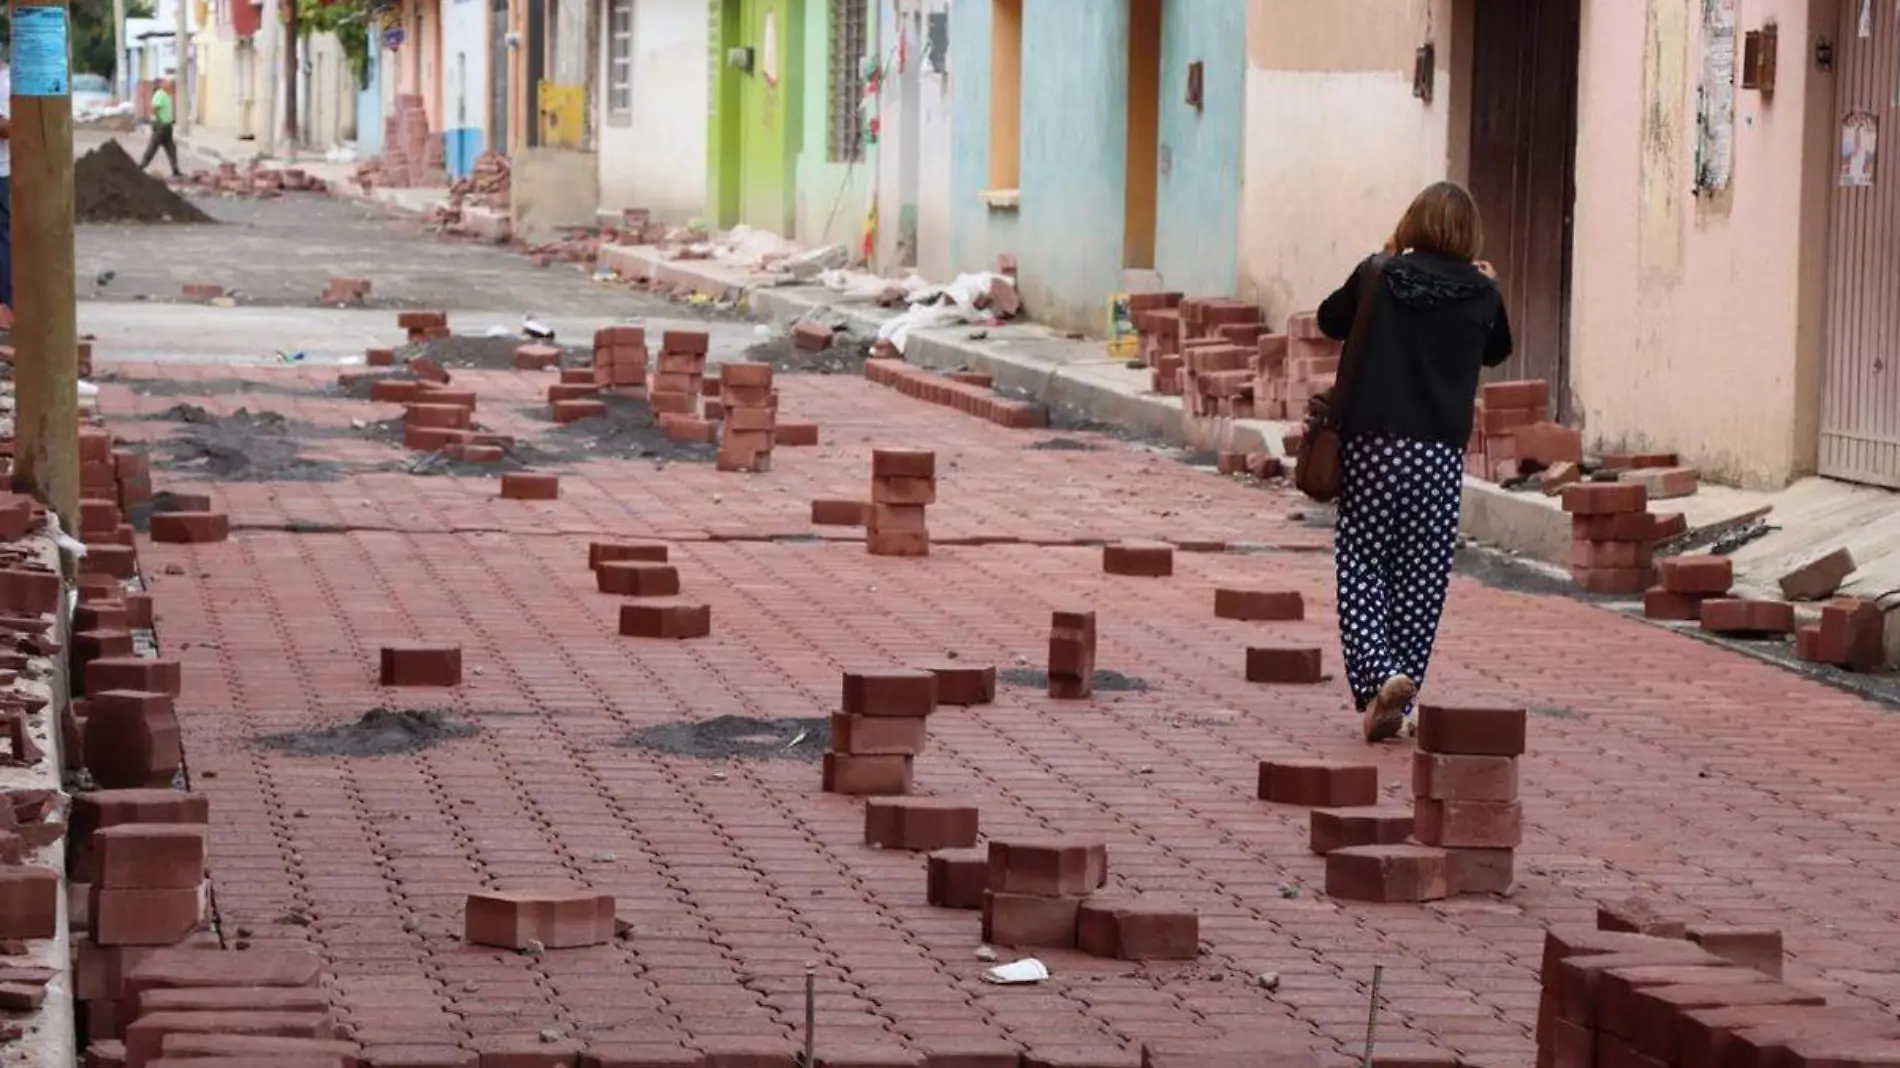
[
  {"xmin": 1842, "ymin": 110, "xmax": 1879, "ymax": 187},
  {"xmin": 12, "ymin": 7, "xmax": 72, "ymax": 97}
]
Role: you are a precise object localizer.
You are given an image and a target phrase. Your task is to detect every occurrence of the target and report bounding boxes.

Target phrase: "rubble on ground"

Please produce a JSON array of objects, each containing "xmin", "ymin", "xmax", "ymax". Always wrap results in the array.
[
  {"xmin": 75, "ymin": 140, "xmax": 214, "ymax": 224},
  {"xmin": 177, "ymin": 160, "xmax": 329, "ymax": 199}
]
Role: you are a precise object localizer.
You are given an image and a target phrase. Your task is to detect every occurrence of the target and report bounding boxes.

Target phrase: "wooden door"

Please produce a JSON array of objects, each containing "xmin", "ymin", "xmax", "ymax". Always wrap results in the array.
[{"xmin": 1466, "ymin": 0, "xmax": 1581, "ymax": 417}]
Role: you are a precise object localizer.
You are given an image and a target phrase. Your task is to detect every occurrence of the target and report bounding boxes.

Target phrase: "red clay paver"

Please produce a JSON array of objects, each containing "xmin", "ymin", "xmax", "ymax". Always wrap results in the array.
[{"xmin": 99, "ymin": 363, "xmax": 1900, "ymax": 1067}]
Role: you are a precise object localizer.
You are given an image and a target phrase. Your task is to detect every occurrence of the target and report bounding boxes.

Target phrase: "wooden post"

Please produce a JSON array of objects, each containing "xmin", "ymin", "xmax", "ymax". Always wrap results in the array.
[{"xmin": 9, "ymin": 0, "xmax": 82, "ymax": 529}]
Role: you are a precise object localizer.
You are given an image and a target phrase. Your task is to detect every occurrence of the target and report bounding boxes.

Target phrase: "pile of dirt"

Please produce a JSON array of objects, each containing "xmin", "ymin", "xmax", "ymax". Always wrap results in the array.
[
  {"xmin": 619, "ymin": 715, "xmax": 830, "ymax": 762},
  {"xmin": 533, "ymin": 392, "xmax": 716, "ymax": 464},
  {"xmin": 399, "ymin": 334, "xmax": 589, "ymax": 372},
  {"xmin": 999, "ymin": 668, "xmax": 1153, "ymax": 692},
  {"xmin": 148, "ymin": 405, "xmax": 348, "ymax": 482},
  {"xmin": 740, "ymin": 332, "xmax": 874, "ymax": 376},
  {"xmin": 75, "ymin": 140, "xmax": 214, "ymax": 224},
  {"xmin": 260, "ymin": 708, "xmax": 477, "ymax": 757}
]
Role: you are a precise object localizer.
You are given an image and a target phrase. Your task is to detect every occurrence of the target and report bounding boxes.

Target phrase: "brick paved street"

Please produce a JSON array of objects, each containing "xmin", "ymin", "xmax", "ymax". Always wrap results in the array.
[{"xmin": 95, "ymin": 362, "xmax": 1900, "ymax": 1067}]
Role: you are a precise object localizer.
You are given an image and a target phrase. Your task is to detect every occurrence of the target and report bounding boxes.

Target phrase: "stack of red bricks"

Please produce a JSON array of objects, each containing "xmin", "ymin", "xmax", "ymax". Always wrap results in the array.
[
  {"xmin": 1254, "ymin": 312, "xmax": 1339, "ymax": 422},
  {"xmin": 402, "ymin": 387, "xmax": 477, "ymax": 447},
  {"xmin": 319, "ymin": 277, "xmax": 370, "ymax": 305},
  {"xmin": 1468, "ymin": 380, "xmax": 1553, "ymax": 480},
  {"xmin": 1646, "ymin": 556, "xmax": 1732, "ymax": 621},
  {"xmin": 713, "ymin": 362, "xmax": 775, "ymax": 468},
  {"xmin": 87, "ymin": 945, "xmax": 344, "ymax": 1066},
  {"xmin": 1130, "ymin": 293, "xmax": 1185, "ymax": 394},
  {"xmin": 375, "ymin": 94, "xmax": 446, "ymax": 188},
  {"xmin": 1177, "ymin": 299, "xmax": 1265, "ymax": 418},
  {"xmin": 585, "ymin": 541, "xmax": 711, "ymax": 639},
  {"xmin": 1565, "ymin": 482, "xmax": 1657, "ymax": 595},
  {"xmin": 1306, "ymin": 701, "xmax": 1527, "ymax": 901},
  {"xmin": 589, "ymin": 326, "xmax": 646, "ymax": 389},
  {"xmin": 867, "ymin": 448, "xmax": 934, "ymax": 557},
  {"xmin": 398, "ymin": 309, "xmax": 450, "ymax": 344},
  {"xmin": 976, "ymin": 838, "xmax": 1196, "ymax": 959},
  {"xmin": 1601, "ymin": 451, "xmax": 1701, "ymax": 501},
  {"xmin": 1535, "ymin": 911, "xmax": 1898, "ymax": 1068},
  {"xmin": 547, "ymin": 368, "xmax": 603, "ymax": 420},
  {"xmin": 648, "ymin": 330, "xmax": 708, "ymax": 418},
  {"xmin": 825, "ymin": 668, "xmax": 937, "ymax": 795},
  {"xmin": 1797, "ymin": 597, "xmax": 1885, "ymax": 671}
]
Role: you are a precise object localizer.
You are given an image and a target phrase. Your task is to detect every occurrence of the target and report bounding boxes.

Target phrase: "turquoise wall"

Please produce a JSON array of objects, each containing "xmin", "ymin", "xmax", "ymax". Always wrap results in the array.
[
  {"xmin": 950, "ymin": 0, "xmax": 1242, "ymax": 335},
  {"xmin": 1155, "ymin": 0, "xmax": 1243, "ymax": 298},
  {"xmin": 793, "ymin": 0, "xmax": 876, "ymax": 248},
  {"xmin": 357, "ymin": 51, "xmax": 384, "ymax": 156}
]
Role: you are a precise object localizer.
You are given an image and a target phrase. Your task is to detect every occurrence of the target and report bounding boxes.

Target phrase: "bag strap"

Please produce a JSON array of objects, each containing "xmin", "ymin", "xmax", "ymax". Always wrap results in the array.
[{"xmin": 1325, "ymin": 254, "xmax": 1388, "ymax": 427}]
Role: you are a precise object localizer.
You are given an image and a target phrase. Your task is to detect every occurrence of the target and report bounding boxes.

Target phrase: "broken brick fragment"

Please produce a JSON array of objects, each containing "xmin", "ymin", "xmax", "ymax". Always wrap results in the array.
[{"xmin": 378, "ymin": 645, "xmax": 463, "ymax": 687}]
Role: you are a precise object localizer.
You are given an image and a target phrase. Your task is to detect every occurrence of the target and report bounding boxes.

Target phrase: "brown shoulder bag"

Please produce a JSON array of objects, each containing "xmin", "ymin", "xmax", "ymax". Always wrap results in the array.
[{"xmin": 1294, "ymin": 255, "xmax": 1387, "ymax": 504}]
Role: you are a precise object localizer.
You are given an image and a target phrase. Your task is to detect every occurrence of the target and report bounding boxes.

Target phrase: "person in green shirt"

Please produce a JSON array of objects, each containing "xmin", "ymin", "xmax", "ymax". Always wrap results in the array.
[{"xmin": 139, "ymin": 76, "xmax": 183, "ymax": 179}]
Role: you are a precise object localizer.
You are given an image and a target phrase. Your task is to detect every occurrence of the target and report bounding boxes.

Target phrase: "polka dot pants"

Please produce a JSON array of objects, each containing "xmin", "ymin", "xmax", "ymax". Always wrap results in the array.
[{"xmin": 1333, "ymin": 434, "xmax": 1464, "ymax": 713}]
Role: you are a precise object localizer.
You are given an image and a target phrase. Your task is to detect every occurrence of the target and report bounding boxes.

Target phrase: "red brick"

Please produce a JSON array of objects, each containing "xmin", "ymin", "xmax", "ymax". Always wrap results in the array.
[
  {"xmin": 596, "ymin": 562, "xmax": 682, "ymax": 597},
  {"xmin": 981, "ymin": 891, "xmax": 1080, "ymax": 949},
  {"xmin": 1659, "ymin": 556, "xmax": 1734, "ymax": 595},
  {"xmin": 925, "ymin": 847, "xmax": 988, "ymax": 910},
  {"xmin": 1699, "ymin": 598, "xmax": 1795, "ymax": 636},
  {"xmin": 477, "ymin": 1037, "xmax": 582, "ymax": 1068},
  {"xmin": 828, "ymin": 714, "xmax": 927, "ymax": 755},
  {"xmin": 986, "ymin": 839, "xmax": 1108, "ymax": 896},
  {"xmin": 499, "ymin": 474, "xmax": 560, "ymax": 500},
  {"xmin": 1597, "ymin": 897, "xmax": 1688, "ymax": 938},
  {"xmin": 871, "ymin": 449, "xmax": 936, "ymax": 479},
  {"xmin": 1720, "ymin": 1023, "xmax": 1900, "ymax": 1068},
  {"xmin": 1572, "ymin": 538, "xmax": 1654, "ymax": 570},
  {"xmin": 1676, "ymin": 1007, "xmax": 1900, "ymax": 1068},
  {"xmin": 1413, "ymin": 798, "xmax": 1523, "ymax": 848},
  {"xmin": 464, "ymin": 890, "xmax": 615, "ymax": 950},
  {"xmin": 378, "ymin": 645, "xmax": 462, "ymax": 687},
  {"xmin": 1415, "ymin": 700, "xmax": 1527, "ymax": 756},
  {"xmin": 1597, "ymin": 964, "xmax": 1769, "ymax": 1042},
  {"xmin": 135, "ymin": 984, "xmax": 332, "ymax": 1018},
  {"xmin": 659, "ymin": 329, "xmax": 710, "ymax": 355},
  {"xmin": 1644, "ymin": 587, "xmax": 1710, "ymax": 621},
  {"xmin": 864, "ymin": 797, "xmax": 980, "ymax": 850},
  {"xmin": 84, "ymin": 691, "xmax": 183, "ymax": 789},
  {"xmin": 1074, "ymin": 897, "xmax": 1198, "ymax": 960},
  {"xmin": 1256, "ymin": 759, "xmax": 1377, "ymax": 806},
  {"xmin": 1212, "ymin": 588, "xmax": 1303, "ymax": 621},
  {"xmin": 397, "ymin": 310, "xmax": 447, "ymax": 329},
  {"xmin": 0, "ymin": 568, "xmax": 62, "ymax": 614},
  {"xmin": 1686, "ymin": 925, "xmax": 1784, "ymax": 978},
  {"xmin": 404, "ymin": 402, "xmax": 471, "ymax": 429},
  {"xmin": 553, "ymin": 399, "xmax": 609, "ymax": 423},
  {"xmin": 76, "ymin": 603, "xmax": 131, "ymax": 632},
  {"xmin": 82, "ymin": 544, "xmax": 140, "ymax": 579},
  {"xmin": 1600, "ymin": 451, "xmax": 1679, "ymax": 470},
  {"xmin": 81, "ymin": 498, "xmax": 124, "ymax": 535},
  {"xmin": 774, "ymin": 422, "xmax": 820, "ymax": 446},
  {"xmin": 1138, "ymin": 1042, "xmax": 1320, "ymax": 1068},
  {"xmin": 0, "ymin": 866, "xmax": 58, "ymax": 940},
  {"xmin": 921, "ymin": 663, "xmax": 996, "ymax": 706},
  {"xmin": 370, "ymin": 380, "xmax": 422, "ymax": 403},
  {"xmin": 1624, "ymin": 983, "xmax": 1824, "ymax": 1063},
  {"xmin": 1563, "ymin": 483, "xmax": 1648, "ymax": 516},
  {"xmin": 1481, "ymin": 405, "xmax": 1539, "ymax": 437},
  {"xmin": 867, "ymin": 503, "xmax": 928, "ymax": 535},
  {"xmin": 1102, "ymin": 542, "xmax": 1173, "ymax": 577},
  {"xmin": 403, "ymin": 426, "xmax": 462, "ymax": 451},
  {"xmin": 513, "ymin": 343, "xmax": 562, "ymax": 370},
  {"xmin": 1481, "ymin": 380, "xmax": 1550, "ymax": 409},
  {"xmin": 580, "ymin": 1044, "xmax": 698, "ymax": 1068},
  {"xmin": 1309, "ymin": 805, "xmax": 1414, "ymax": 855},
  {"xmin": 1324, "ymin": 844, "xmax": 1449, "ymax": 902},
  {"xmin": 871, "ymin": 476, "xmax": 937, "ymax": 507},
  {"xmin": 1628, "ymin": 466, "xmax": 1699, "ymax": 500},
  {"xmin": 867, "ymin": 530, "xmax": 930, "ymax": 557},
  {"xmin": 584, "ymin": 544, "xmax": 667, "ymax": 572},
  {"xmin": 821, "ymin": 753, "xmax": 913, "ymax": 795},
  {"xmin": 91, "ymin": 885, "xmax": 206, "ymax": 945},
  {"xmin": 72, "ymin": 790, "xmax": 209, "ymax": 844},
  {"xmin": 127, "ymin": 1010, "xmax": 336, "ymax": 1067},
  {"xmin": 1572, "ymin": 565, "xmax": 1655, "ymax": 596},
  {"xmin": 618, "ymin": 601, "xmax": 710, "ymax": 639},
  {"xmin": 842, "ymin": 669, "xmax": 937, "ymax": 717},
  {"xmin": 74, "ymin": 629, "xmax": 136, "ymax": 660},
  {"xmin": 159, "ymin": 1034, "xmax": 358, "ymax": 1067},
  {"xmin": 549, "ymin": 383, "xmax": 602, "ymax": 402},
  {"xmin": 1445, "ymin": 847, "xmax": 1515, "ymax": 894},
  {"xmin": 1516, "ymin": 421, "xmax": 1584, "ymax": 467},
  {"xmin": 148, "ymin": 512, "xmax": 230, "ymax": 544},
  {"xmin": 1412, "ymin": 751, "xmax": 1518, "ymax": 802},
  {"xmin": 1243, "ymin": 646, "xmax": 1323, "ymax": 684},
  {"xmin": 94, "ymin": 824, "xmax": 206, "ymax": 889},
  {"xmin": 454, "ymin": 444, "xmax": 504, "ymax": 463}
]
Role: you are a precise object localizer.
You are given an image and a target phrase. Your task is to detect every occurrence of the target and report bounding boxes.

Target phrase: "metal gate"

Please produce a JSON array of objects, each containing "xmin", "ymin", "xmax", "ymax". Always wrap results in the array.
[{"xmin": 1820, "ymin": 2, "xmax": 1900, "ymax": 486}]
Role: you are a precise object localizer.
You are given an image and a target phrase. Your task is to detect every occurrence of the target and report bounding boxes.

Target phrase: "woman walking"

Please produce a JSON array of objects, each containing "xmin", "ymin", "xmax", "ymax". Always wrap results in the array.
[{"xmin": 1313, "ymin": 181, "xmax": 1513, "ymax": 743}]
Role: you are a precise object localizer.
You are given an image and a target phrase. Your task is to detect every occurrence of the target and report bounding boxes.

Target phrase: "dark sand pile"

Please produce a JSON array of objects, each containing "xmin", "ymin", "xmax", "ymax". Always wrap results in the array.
[{"xmin": 75, "ymin": 140, "xmax": 213, "ymax": 224}]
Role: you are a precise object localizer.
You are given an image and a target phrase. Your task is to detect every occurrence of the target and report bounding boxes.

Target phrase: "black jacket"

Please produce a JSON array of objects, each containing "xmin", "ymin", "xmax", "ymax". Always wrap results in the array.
[{"xmin": 1316, "ymin": 251, "xmax": 1513, "ymax": 447}]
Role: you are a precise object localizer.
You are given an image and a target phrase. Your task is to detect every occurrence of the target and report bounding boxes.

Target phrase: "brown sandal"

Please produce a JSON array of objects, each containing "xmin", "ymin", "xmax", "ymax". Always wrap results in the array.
[{"xmin": 1362, "ymin": 674, "xmax": 1416, "ymax": 744}]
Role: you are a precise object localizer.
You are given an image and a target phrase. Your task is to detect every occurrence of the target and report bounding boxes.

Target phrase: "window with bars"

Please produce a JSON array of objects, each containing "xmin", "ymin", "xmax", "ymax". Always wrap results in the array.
[
  {"xmin": 607, "ymin": 0, "xmax": 633, "ymax": 117},
  {"xmin": 827, "ymin": 0, "xmax": 868, "ymax": 162}
]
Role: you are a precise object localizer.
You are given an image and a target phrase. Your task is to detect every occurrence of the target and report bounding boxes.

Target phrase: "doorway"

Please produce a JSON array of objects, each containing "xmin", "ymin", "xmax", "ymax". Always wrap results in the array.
[
  {"xmin": 1465, "ymin": 0, "xmax": 1580, "ymax": 417},
  {"xmin": 715, "ymin": 0, "xmax": 799, "ymax": 235},
  {"xmin": 1123, "ymin": 0, "xmax": 1161, "ymax": 271},
  {"xmin": 1819, "ymin": 0, "xmax": 1900, "ymax": 486}
]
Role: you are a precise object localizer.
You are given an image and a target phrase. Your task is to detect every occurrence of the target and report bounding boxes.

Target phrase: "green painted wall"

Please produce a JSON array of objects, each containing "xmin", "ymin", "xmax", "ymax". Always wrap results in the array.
[
  {"xmin": 709, "ymin": 0, "xmax": 802, "ymax": 234},
  {"xmin": 792, "ymin": 0, "xmax": 876, "ymax": 250}
]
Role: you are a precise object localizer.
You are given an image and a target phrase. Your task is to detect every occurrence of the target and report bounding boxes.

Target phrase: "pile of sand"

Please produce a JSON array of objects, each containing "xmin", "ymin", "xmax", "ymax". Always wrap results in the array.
[{"xmin": 74, "ymin": 140, "xmax": 213, "ymax": 224}]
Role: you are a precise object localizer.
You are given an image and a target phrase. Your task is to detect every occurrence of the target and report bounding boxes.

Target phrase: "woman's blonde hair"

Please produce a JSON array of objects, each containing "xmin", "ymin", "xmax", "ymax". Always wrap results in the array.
[{"xmin": 1392, "ymin": 181, "xmax": 1484, "ymax": 261}]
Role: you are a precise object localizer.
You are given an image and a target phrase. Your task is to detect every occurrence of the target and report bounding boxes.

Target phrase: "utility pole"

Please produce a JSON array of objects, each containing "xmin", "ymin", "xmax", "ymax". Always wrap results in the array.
[
  {"xmin": 112, "ymin": 0, "xmax": 128, "ymax": 100},
  {"xmin": 282, "ymin": 0, "xmax": 298, "ymax": 156},
  {"xmin": 257, "ymin": 0, "xmax": 279, "ymax": 154},
  {"xmin": 175, "ymin": 0, "xmax": 192, "ymax": 135},
  {"xmin": 10, "ymin": 0, "xmax": 82, "ymax": 529}
]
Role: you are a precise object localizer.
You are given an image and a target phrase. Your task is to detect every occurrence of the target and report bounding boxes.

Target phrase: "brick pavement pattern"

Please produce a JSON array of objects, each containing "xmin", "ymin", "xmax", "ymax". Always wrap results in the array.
[{"xmin": 98, "ymin": 363, "xmax": 1900, "ymax": 1067}]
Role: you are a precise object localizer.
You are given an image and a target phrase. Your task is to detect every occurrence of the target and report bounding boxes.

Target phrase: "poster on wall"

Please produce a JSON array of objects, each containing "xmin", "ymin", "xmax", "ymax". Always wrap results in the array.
[
  {"xmin": 1842, "ymin": 110, "xmax": 1880, "ymax": 187},
  {"xmin": 1694, "ymin": 0, "xmax": 1738, "ymax": 194}
]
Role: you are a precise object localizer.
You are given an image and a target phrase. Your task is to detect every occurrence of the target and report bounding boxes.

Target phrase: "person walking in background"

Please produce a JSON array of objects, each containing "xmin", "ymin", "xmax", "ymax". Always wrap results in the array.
[
  {"xmin": 1313, "ymin": 181, "xmax": 1513, "ymax": 744},
  {"xmin": 0, "ymin": 57, "xmax": 14, "ymax": 330},
  {"xmin": 139, "ymin": 76, "xmax": 183, "ymax": 179}
]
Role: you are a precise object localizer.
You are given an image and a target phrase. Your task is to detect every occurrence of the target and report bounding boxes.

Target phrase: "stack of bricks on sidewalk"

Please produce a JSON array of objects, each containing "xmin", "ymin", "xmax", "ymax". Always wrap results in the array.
[
  {"xmin": 398, "ymin": 308, "xmax": 452, "ymax": 344},
  {"xmin": 182, "ymin": 160, "xmax": 328, "ymax": 197},
  {"xmin": 319, "ymin": 276, "xmax": 371, "ymax": 306},
  {"xmin": 714, "ymin": 362, "xmax": 775, "ymax": 468},
  {"xmin": 1249, "ymin": 701, "xmax": 1528, "ymax": 901},
  {"xmin": 355, "ymin": 94, "xmax": 448, "ymax": 190},
  {"xmin": 587, "ymin": 325, "xmax": 645, "ymax": 389},
  {"xmin": 648, "ymin": 329, "xmax": 710, "ymax": 419},
  {"xmin": 1536, "ymin": 902, "xmax": 1900, "ymax": 1068},
  {"xmin": 867, "ymin": 448, "xmax": 934, "ymax": 557},
  {"xmin": 583, "ymin": 537, "xmax": 713, "ymax": 640}
]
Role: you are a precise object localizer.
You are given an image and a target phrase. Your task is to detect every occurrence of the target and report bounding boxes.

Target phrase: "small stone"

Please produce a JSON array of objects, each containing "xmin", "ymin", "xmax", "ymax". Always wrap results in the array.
[
  {"xmin": 522, "ymin": 939, "xmax": 545, "ymax": 956},
  {"xmin": 975, "ymin": 945, "xmax": 998, "ymax": 962},
  {"xmin": 540, "ymin": 1029, "xmax": 565, "ymax": 1044},
  {"xmin": 1255, "ymin": 971, "xmax": 1280, "ymax": 990}
]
